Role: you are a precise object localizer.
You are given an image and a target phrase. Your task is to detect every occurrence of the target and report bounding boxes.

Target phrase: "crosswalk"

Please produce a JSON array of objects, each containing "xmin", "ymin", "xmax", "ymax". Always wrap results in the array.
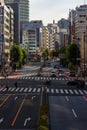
[
  {"xmin": 14, "ymin": 76, "xmax": 74, "ymax": 81},
  {"xmin": 0, "ymin": 86, "xmax": 87, "ymax": 95}
]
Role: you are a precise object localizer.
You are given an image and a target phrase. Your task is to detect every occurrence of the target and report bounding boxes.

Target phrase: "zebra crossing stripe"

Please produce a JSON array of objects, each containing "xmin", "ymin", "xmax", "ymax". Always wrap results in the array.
[
  {"xmin": 15, "ymin": 87, "xmax": 20, "ymax": 92},
  {"xmin": 74, "ymin": 90, "xmax": 79, "ymax": 95},
  {"xmin": 60, "ymin": 89, "xmax": 64, "ymax": 94},
  {"xmin": 24, "ymin": 88, "xmax": 28, "ymax": 92},
  {"xmin": 0, "ymin": 87, "xmax": 4, "ymax": 91},
  {"xmin": 37, "ymin": 88, "xmax": 40, "ymax": 92},
  {"xmin": 69, "ymin": 89, "xmax": 74, "ymax": 94},
  {"xmin": 78, "ymin": 90, "xmax": 84, "ymax": 95},
  {"xmin": 19, "ymin": 87, "xmax": 24, "ymax": 92},
  {"xmin": 46, "ymin": 88, "xmax": 49, "ymax": 93},
  {"xmin": 11, "ymin": 87, "xmax": 16, "ymax": 92},
  {"xmin": 83, "ymin": 90, "xmax": 87, "ymax": 94},
  {"xmin": 55, "ymin": 89, "xmax": 59, "ymax": 93},
  {"xmin": 51, "ymin": 89, "xmax": 54, "ymax": 93},
  {"xmin": 8, "ymin": 87, "xmax": 12, "ymax": 91},
  {"xmin": 28, "ymin": 88, "xmax": 32, "ymax": 92},
  {"xmin": 2, "ymin": 88, "xmax": 7, "ymax": 92},
  {"xmin": 32, "ymin": 88, "xmax": 36, "ymax": 92},
  {"xmin": 64, "ymin": 89, "xmax": 69, "ymax": 94}
]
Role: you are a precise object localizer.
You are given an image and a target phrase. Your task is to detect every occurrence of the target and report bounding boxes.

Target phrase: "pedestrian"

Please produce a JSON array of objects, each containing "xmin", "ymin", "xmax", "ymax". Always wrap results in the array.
[
  {"xmin": 6, "ymin": 84, "xmax": 9, "ymax": 90},
  {"xmin": 14, "ymin": 82, "xmax": 18, "ymax": 88}
]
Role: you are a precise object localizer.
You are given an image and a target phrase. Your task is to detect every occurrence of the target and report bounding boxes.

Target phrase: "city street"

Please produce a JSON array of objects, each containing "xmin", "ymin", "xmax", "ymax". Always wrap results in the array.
[
  {"xmin": 0, "ymin": 64, "xmax": 87, "ymax": 130},
  {"xmin": 49, "ymin": 96, "xmax": 87, "ymax": 130},
  {"xmin": 0, "ymin": 93, "xmax": 41, "ymax": 130}
]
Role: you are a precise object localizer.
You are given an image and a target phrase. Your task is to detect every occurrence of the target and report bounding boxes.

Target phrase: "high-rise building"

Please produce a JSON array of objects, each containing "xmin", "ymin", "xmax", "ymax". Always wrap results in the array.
[
  {"xmin": 5, "ymin": 0, "xmax": 29, "ymax": 22},
  {"xmin": 75, "ymin": 4, "xmax": 87, "ymax": 64},
  {"xmin": 5, "ymin": 0, "xmax": 29, "ymax": 43}
]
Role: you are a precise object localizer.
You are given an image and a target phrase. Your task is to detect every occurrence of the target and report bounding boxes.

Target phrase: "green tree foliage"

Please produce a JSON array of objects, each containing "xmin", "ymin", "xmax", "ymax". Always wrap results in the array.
[
  {"xmin": 22, "ymin": 48, "xmax": 28, "ymax": 64},
  {"xmin": 42, "ymin": 48, "xmax": 50, "ymax": 60},
  {"xmin": 66, "ymin": 42, "xmax": 80, "ymax": 65},
  {"xmin": 10, "ymin": 44, "xmax": 23, "ymax": 63},
  {"xmin": 59, "ymin": 46, "xmax": 67, "ymax": 54}
]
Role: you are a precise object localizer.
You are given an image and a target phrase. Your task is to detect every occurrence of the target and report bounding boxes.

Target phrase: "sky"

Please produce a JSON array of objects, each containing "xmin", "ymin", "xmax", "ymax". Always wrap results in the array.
[{"xmin": 30, "ymin": 0, "xmax": 86, "ymax": 25}]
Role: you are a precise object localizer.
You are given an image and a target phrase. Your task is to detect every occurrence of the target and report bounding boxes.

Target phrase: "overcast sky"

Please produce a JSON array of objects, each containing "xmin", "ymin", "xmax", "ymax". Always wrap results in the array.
[{"xmin": 30, "ymin": 0, "xmax": 86, "ymax": 25}]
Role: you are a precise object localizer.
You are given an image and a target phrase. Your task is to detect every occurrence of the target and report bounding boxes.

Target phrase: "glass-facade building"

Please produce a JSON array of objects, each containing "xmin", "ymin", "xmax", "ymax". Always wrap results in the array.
[{"xmin": 5, "ymin": 0, "xmax": 29, "ymax": 22}]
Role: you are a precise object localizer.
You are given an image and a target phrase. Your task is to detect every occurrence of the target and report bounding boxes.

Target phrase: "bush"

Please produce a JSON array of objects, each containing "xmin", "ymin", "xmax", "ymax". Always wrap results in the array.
[
  {"xmin": 37, "ymin": 125, "xmax": 48, "ymax": 130},
  {"xmin": 37, "ymin": 104, "xmax": 49, "ymax": 130}
]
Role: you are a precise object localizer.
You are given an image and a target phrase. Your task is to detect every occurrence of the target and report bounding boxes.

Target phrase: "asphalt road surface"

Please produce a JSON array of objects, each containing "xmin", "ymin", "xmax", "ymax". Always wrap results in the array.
[{"xmin": 49, "ymin": 95, "xmax": 87, "ymax": 130}]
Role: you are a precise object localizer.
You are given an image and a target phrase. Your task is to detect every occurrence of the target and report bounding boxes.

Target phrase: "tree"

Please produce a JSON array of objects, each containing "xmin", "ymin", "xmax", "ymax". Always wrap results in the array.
[
  {"xmin": 59, "ymin": 46, "xmax": 67, "ymax": 54},
  {"xmin": 66, "ymin": 42, "xmax": 80, "ymax": 65},
  {"xmin": 10, "ymin": 44, "xmax": 23, "ymax": 70},
  {"xmin": 42, "ymin": 48, "xmax": 50, "ymax": 60},
  {"xmin": 22, "ymin": 48, "xmax": 28, "ymax": 65}
]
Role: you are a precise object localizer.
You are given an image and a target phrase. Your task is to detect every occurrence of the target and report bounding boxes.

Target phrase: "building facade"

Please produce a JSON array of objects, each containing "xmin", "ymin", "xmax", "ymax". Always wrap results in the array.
[
  {"xmin": 75, "ymin": 4, "xmax": 87, "ymax": 64},
  {"xmin": 0, "ymin": 1, "xmax": 14, "ymax": 65},
  {"xmin": 22, "ymin": 22, "xmax": 37, "ymax": 57},
  {"xmin": 5, "ymin": 0, "xmax": 29, "ymax": 43}
]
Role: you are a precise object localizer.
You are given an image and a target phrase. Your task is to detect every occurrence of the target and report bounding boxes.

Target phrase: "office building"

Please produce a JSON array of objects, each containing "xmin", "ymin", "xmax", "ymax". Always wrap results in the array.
[
  {"xmin": 0, "ymin": 1, "xmax": 14, "ymax": 65},
  {"xmin": 5, "ymin": 0, "xmax": 29, "ymax": 43}
]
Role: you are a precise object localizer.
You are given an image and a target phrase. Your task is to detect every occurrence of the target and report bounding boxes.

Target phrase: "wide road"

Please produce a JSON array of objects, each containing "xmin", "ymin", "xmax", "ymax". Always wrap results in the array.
[
  {"xmin": 49, "ymin": 95, "xmax": 87, "ymax": 130},
  {"xmin": 0, "ymin": 93, "xmax": 41, "ymax": 130}
]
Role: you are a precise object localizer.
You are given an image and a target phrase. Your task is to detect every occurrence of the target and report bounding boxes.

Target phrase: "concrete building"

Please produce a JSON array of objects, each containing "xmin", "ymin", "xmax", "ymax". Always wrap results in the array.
[
  {"xmin": 22, "ymin": 21, "xmax": 43, "ymax": 57},
  {"xmin": 5, "ymin": 0, "xmax": 29, "ymax": 43},
  {"xmin": 58, "ymin": 18, "xmax": 69, "ymax": 48},
  {"xmin": 75, "ymin": 4, "xmax": 87, "ymax": 64},
  {"xmin": 22, "ymin": 22, "xmax": 37, "ymax": 57},
  {"xmin": 42, "ymin": 26, "xmax": 49, "ymax": 49},
  {"xmin": 68, "ymin": 9, "xmax": 76, "ymax": 42},
  {"xmin": 0, "ymin": 1, "xmax": 14, "ymax": 65}
]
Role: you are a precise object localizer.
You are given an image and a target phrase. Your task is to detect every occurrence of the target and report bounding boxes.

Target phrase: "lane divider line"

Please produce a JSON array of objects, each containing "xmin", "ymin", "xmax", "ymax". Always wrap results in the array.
[{"xmin": 11, "ymin": 95, "xmax": 27, "ymax": 126}]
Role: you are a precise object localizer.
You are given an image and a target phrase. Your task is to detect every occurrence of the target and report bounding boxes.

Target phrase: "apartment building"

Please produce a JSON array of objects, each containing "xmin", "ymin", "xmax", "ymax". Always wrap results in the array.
[
  {"xmin": 0, "ymin": 1, "xmax": 14, "ymax": 65},
  {"xmin": 42, "ymin": 26, "xmax": 49, "ymax": 49},
  {"xmin": 75, "ymin": 4, "xmax": 87, "ymax": 64}
]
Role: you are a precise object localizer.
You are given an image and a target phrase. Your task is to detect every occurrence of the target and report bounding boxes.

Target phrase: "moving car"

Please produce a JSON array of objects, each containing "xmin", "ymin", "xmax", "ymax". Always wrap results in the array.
[{"xmin": 67, "ymin": 79, "xmax": 85, "ymax": 88}]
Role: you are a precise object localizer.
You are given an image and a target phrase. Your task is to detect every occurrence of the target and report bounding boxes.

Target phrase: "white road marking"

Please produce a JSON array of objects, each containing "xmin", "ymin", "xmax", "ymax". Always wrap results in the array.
[
  {"xmin": 69, "ymin": 89, "xmax": 74, "ymax": 94},
  {"xmin": 19, "ymin": 87, "xmax": 24, "ymax": 92},
  {"xmin": 51, "ymin": 89, "xmax": 54, "ymax": 93},
  {"xmin": 74, "ymin": 90, "xmax": 79, "ymax": 95},
  {"xmin": 37, "ymin": 88, "xmax": 41, "ymax": 92},
  {"xmin": 72, "ymin": 109, "xmax": 77, "ymax": 118},
  {"xmin": 0, "ymin": 117, "xmax": 4, "ymax": 124},
  {"xmin": 28, "ymin": 88, "xmax": 32, "ymax": 92},
  {"xmin": 32, "ymin": 88, "xmax": 36, "ymax": 92},
  {"xmin": 64, "ymin": 89, "xmax": 69, "ymax": 94},
  {"xmin": 60, "ymin": 89, "xmax": 64, "ymax": 94},
  {"xmin": 65, "ymin": 96, "xmax": 69, "ymax": 101},
  {"xmin": 55, "ymin": 89, "xmax": 59, "ymax": 93},
  {"xmin": 83, "ymin": 90, "xmax": 87, "ymax": 94},
  {"xmin": 15, "ymin": 87, "xmax": 20, "ymax": 92},
  {"xmin": 46, "ymin": 88, "xmax": 49, "ymax": 93},
  {"xmin": 24, "ymin": 117, "xmax": 31, "ymax": 126},
  {"xmin": 78, "ymin": 90, "xmax": 84, "ymax": 95},
  {"xmin": 24, "ymin": 88, "xmax": 28, "ymax": 92}
]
